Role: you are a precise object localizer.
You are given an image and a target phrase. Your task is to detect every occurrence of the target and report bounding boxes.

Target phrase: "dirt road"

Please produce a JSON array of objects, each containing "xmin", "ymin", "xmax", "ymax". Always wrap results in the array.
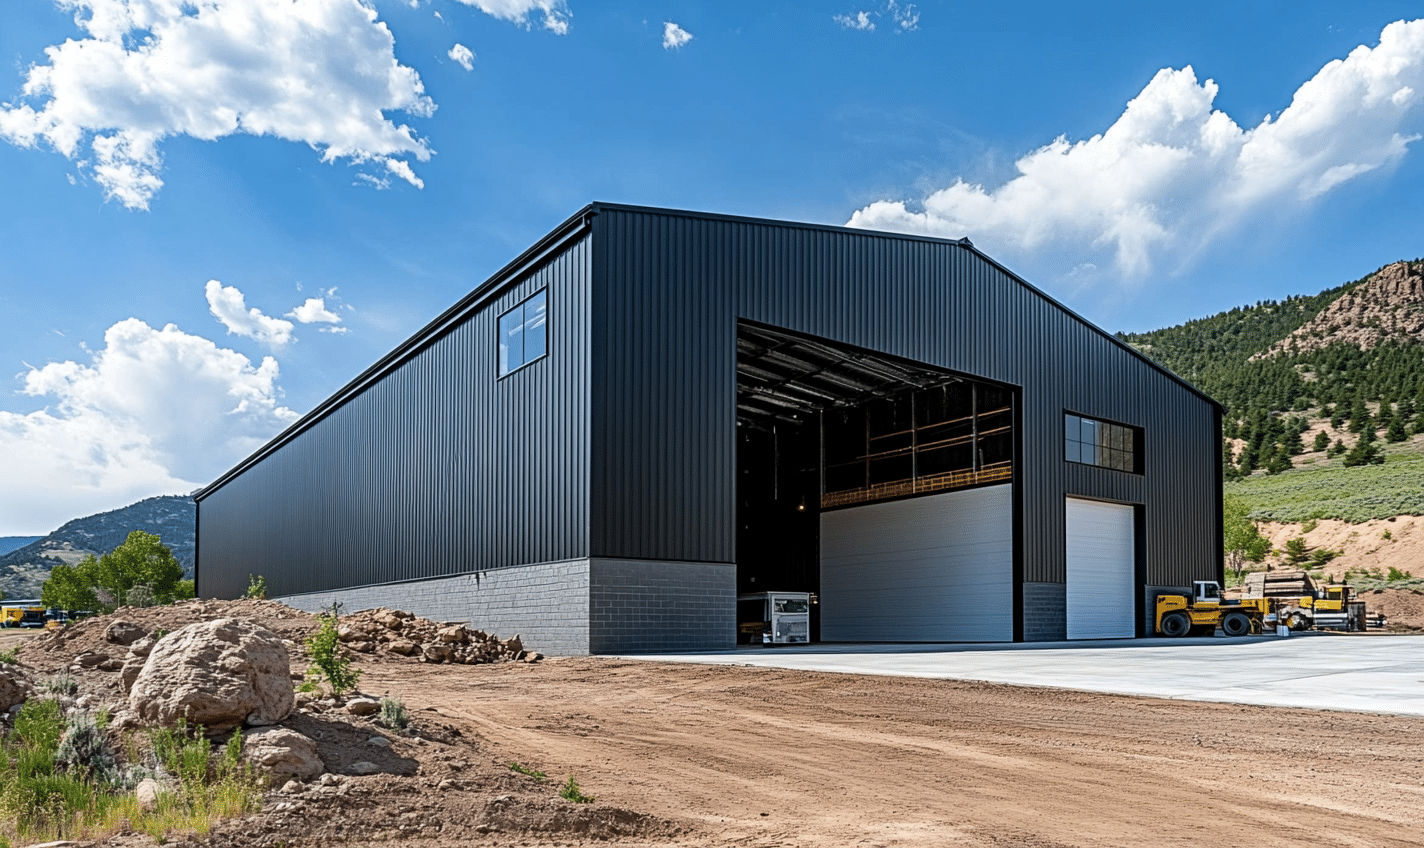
[{"xmin": 355, "ymin": 657, "xmax": 1424, "ymax": 848}]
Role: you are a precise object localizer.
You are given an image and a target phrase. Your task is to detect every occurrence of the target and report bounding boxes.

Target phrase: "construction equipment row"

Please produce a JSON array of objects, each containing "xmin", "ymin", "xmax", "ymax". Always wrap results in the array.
[{"xmin": 1154, "ymin": 571, "xmax": 1368, "ymax": 637}]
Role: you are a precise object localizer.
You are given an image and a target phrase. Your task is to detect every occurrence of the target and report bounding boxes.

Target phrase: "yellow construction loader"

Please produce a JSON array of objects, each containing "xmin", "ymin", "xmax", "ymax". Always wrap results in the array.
[
  {"xmin": 1242, "ymin": 571, "xmax": 1367, "ymax": 631},
  {"xmin": 1155, "ymin": 581, "xmax": 1269, "ymax": 637}
]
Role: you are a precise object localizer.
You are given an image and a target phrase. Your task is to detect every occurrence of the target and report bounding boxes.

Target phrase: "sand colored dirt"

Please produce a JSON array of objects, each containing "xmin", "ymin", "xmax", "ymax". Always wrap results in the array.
[
  {"xmin": 368, "ymin": 657, "xmax": 1424, "ymax": 848},
  {"xmin": 1259, "ymin": 515, "xmax": 1424, "ymax": 584}
]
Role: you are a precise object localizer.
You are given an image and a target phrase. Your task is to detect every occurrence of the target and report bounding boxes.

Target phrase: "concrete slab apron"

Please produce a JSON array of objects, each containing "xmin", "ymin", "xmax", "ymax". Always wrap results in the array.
[{"xmin": 618, "ymin": 634, "xmax": 1424, "ymax": 717}]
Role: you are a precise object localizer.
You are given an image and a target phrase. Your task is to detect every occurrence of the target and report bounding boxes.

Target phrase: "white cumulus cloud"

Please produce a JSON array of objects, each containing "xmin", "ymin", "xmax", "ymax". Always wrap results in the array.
[
  {"xmin": 0, "ymin": 318, "xmax": 299, "ymax": 534},
  {"xmin": 848, "ymin": 18, "xmax": 1424, "ymax": 285},
  {"xmin": 385, "ymin": 157, "xmax": 424, "ymax": 188},
  {"xmin": 205, "ymin": 280, "xmax": 295, "ymax": 346},
  {"xmin": 835, "ymin": 3, "xmax": 916, "ymax": 34},
  {"xmin": 887, "ymin": 1, "xmax": 918, "ymax": 33},
  {"xmin": 834, "ymin": 12, "xmax": 875, "ymax": 32},
  {"xmin": 287, "ymin": 297, "xmax": 342, "ymax": 325},
  {"xmin": 454, "ymin": 0, "xmax": 571, "ymax": 35},
  {"xmin": 0, "ymin": 0, "xmax": 435, "ymax": 209},
  {"xmin": 449, "ymin": 42, "xmax": 476, "ymax": 71},
  {"xmin": 663, "ymin": 21, "xmax": 693, "ymax": 50}
]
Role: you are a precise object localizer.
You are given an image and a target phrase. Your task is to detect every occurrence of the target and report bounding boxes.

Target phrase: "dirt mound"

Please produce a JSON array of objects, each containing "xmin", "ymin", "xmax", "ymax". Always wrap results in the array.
[
  {"xmin": 3, "ymin": 599, "xmax": 684, "ymax": 848},
  {"xmin": 1358, "ymin": 587, "xmax": 1424, "ymax": 631},
  {"xmin": 15, "ymin": 599, "xmax": 542, "ymax": 677},
  {"xmin": 17, "ymin": 598, "xmax": 318, "ymax": 673}
]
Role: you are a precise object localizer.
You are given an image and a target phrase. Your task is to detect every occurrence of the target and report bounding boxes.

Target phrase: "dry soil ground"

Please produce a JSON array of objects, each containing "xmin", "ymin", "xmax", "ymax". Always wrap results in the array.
[{"xmin": 6, "ymin": 604, "xmax": 1424, "ymax": 848}]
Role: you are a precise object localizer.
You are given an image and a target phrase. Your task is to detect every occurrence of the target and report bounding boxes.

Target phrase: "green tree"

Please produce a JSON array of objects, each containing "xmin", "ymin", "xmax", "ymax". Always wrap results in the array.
[
  {"xmin": 1283, "ymin": 536, "xmax": 1310, "ymax": 566},
  {"xmin": 1264, "ymin": 445, "xmax": 1293, "ymax": 475},
  {"xmin": 1311, "ymin": 430, "xmax": 1330, "ymax": 452},
  {"xmin": 1282, "ymin": 426, "xmax": 1305, "ymax": 456},
  {"xmin": 40, "ymin": 530, "xmax": 186, "ymax": 613},
  {"xmin": 1327, "ymin": 438, "xmax": 1347, "ymax": 458},
  {"xmin": 40, "ymin": 560, "xmax": 101, "ymax": 611},
  {"xmin": 1224, "ymin": 494, "xmax": 1271, "ymax": 584},
  {"xmin": 1342, "ymin": 426, "xmax": 1385, "ymax": 467},
  {"xmin": 1347, "ymin": 396, "xmax": 1370, "ymax": 433},
  {"xmin": 1386, "ymin": 415, "xmax": 1408, "ymax": 443}
]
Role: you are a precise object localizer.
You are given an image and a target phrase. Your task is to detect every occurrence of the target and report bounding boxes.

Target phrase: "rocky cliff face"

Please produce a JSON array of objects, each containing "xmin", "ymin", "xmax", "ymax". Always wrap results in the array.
[
  {"xmin": 0, "ymin": 495, "xmax": 194, "ymax": 600},
  {"xmin": 1252, "ymin": 261, "xmax": 1424, "ymax": 359}
]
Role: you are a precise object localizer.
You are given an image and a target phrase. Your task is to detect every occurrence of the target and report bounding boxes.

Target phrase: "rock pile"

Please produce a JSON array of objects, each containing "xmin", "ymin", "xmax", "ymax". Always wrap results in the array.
[{"xmin": 337, "ymin": 608, "xmax": 542, "ymax": 665}]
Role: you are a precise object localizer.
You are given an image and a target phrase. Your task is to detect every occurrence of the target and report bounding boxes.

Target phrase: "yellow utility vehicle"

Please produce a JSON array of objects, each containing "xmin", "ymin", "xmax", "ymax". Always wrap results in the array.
[
  {"xmin": 0, "ymin": 602, "xmax": 46, "ymax": 628},
  {"xmin": 1155, "ymin": 581, "xmax": 1269, "ymax": 637},
  {"xmin": 1242, "ymin": 571, "xmax": 1367, "ymax": 631}
]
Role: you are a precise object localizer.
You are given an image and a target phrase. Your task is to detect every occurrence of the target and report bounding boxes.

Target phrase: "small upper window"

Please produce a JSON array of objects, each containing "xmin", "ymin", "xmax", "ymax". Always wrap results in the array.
[
  {"xmin": 498, "ymin": 289, "xmax": 547, "ymax": 377},
  {"xmin": 1065, "ymin": 413, "xmax": 1140, "ymax": 473}
]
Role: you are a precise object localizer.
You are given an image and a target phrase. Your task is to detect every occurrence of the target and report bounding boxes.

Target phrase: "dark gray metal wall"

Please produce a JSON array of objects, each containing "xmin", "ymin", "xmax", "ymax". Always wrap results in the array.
[
  {"xmin": 197, "ymin": 233, "xmax": 592, "ymax": 599},
  {"xmin": 197, "ymin": 202, "xmax": 1219, "ymax": 618},
  {"xmin": 589, "ymin": 206, "xmax": 1220, "ymax": 588}
]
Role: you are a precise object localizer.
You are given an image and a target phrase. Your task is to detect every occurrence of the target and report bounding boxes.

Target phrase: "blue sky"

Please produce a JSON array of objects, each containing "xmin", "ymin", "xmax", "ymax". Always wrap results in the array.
[{"xmin": 2, "ymin": 0, "xmax": 1423, "ymax": 535}]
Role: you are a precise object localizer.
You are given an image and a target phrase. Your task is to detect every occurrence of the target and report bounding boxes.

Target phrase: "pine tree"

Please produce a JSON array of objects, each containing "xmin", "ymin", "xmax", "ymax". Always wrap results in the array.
[
  {"xmin": 1327, "ymin": 438, "xmax": 1347, "ymax": 458},
  {"xmin": 1343, "ymin": 426, "xmax": 1384, "ymax": 467},
  {"xmin": 1265, "ymin": 446, "xmax": 1293, "ymax": 474},
  {"xmin": 1378, "ymin": 401, "xmax": 1396, "ymax": 429},
  {"xmin": 1387, "ymin": 415, "xmax": 1408, "ymax": 443},
  {"xmin": 1312, "ymin": 430, "xmax": 1330, "ymax": 452},
  {"xmin": 1348, "ymin": 396, "xmax": 1370, "ymax": 433},
  {"xmin": 1283, "ymin": 427, "xmax": 1305, "ymax": 456}
]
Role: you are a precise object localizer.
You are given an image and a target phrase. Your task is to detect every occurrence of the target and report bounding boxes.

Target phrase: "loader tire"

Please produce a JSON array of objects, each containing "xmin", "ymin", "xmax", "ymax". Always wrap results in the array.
[
  {"xmin": 1221, "ymin": 612, "xmax": 1251, "ymax": 637},
  {"xmin": 1161, "ymin": 612, "xmax": 1191, "ymax": 638}
]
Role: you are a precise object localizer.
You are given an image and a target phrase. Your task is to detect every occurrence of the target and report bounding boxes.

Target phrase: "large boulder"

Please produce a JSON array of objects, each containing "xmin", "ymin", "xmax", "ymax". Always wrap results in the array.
[
  {"xmin": 242, "ymin": 727, "xmax": 324, "ymax": 780},
  {"xmin": 128, "ymin": 619, "xmax": 294, "ymax": 732},
  {"xmin": 0, "ymin": 669, "xmax": 28, "ymax": 711},
  {"xmin": 104, "ymin": 620, "xmax": 147, "ymax": 646}
]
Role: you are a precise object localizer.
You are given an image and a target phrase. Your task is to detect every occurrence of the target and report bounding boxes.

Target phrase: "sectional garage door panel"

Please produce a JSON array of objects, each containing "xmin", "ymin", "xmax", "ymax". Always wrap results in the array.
[
  {"xmin": 820, "ymin": 485, "xmax": 1013, "ymax": 642},
  {"xmin": 1065, "ymin": 498, "xmax": 1135, "ymax": 640}
]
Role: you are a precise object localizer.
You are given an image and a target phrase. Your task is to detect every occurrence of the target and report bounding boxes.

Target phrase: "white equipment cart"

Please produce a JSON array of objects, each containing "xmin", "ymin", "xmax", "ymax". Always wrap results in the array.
[{"xmin": 737, "ymin": 591, "xmax": 812, "ymax": 645}]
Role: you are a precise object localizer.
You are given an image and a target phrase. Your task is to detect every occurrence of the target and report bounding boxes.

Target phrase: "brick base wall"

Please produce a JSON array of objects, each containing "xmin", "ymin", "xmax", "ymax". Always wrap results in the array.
[
  {"xmin": 1022, "ymin": 581, "xmax": 1066, "ymax": 641},
  {"xmin": 279, "ymin": 559, "xmax": 591, "ymax": 656},
  {"xmin": 589, "ymin": 559, "xmax": 736, "ymax": 654},
  {"xmin": 278, "ymin": 557, "xmax": 736, "ymax": 656}
]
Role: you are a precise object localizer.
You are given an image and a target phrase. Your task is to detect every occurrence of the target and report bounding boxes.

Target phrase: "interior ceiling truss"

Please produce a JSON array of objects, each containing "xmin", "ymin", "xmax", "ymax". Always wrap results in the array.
[{"xmin": 736, "ymin": 323, "xmax": 963, "ymax": 426}]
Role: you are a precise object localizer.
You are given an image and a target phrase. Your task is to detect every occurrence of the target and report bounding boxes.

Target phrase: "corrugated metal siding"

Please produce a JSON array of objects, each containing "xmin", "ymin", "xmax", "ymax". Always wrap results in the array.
[
  {"xmin": 198, "ymin": 236, "xmax": 592, "ymax": 599},
  {"xmin": 820, "ymin": 485, "xmax": 1014, "ymax": 642},
  {"xmin": 592, "ymin": 207, "xmax": 1220, "ymax": 589}
]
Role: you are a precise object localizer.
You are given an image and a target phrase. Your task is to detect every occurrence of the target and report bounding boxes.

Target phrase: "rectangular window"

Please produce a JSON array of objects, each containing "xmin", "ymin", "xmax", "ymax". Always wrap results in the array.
[
  {"xmin": 1065, "ymin": 413, "xmax": 1140, "ymax": 473},
  {"xmin": 498, "ymin": 289, "xmax": 548, "ymax": 377}
]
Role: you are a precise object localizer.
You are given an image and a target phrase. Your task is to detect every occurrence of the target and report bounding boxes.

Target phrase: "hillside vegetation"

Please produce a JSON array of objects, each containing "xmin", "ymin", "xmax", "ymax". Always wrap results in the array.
[{"xmin": 1119, "ymin": 259, "xmax": 1424, "ymax": 487}]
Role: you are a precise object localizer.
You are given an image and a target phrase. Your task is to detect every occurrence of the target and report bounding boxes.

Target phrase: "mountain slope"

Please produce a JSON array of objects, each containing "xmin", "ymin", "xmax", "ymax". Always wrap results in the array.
[
  {"xmin": 1118, "ymin": 258, "xmax": 1424, "ymax": 418},
  {"xmin": 0, "ymin": 495, "xmax": 195, "ymax": 600}
]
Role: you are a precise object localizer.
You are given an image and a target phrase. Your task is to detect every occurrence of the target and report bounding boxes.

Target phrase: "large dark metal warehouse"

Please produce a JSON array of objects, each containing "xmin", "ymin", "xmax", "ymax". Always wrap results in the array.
[{"xmin": 195, "ymin": 203, "xmax": 1223, "ymax": 654}]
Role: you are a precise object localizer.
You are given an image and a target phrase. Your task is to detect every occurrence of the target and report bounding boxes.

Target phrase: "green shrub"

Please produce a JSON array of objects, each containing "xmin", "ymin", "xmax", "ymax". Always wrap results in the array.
[
  {"xmin": 509, "ymin": 762, "xmax": 547, "ymax": 783},
  {"xmin": 304, "ymin": 613, "xmax": 360, "ymax": 696},
  {"xmin": 42, "ymin": 673, "xmax": 77, "ymax": 698},
  {"xmin": 559, "ymin": 775, "xmax": 594, "ymax": 803},
  {"xmin": 0, "ymin": 647, "xmax": 16, "ymax": 665},
  {"xmin": 1388, "ymin": 567, "xmax": 1413, "ymax": 582},
  {"xmin": 377, "ymin": 697, "xmax": 409, "ymax": 730},
  {"xmin": 245, "ymin": 575, "xmax": 267, "ymax": 600},
  {"xmin": 55, "ymin": 713, "xmax": 117, "ymax": 784}
]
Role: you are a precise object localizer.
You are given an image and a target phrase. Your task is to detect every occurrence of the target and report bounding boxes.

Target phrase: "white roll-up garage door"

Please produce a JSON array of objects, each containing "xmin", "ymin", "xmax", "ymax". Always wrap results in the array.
[
  {"xmin": 820, "ymin": 484, "xmax": 1013, "ymax": 642},
  {"xmin": 1065, "ymin": 497, "xmax": 1136, "ymax": 640}
]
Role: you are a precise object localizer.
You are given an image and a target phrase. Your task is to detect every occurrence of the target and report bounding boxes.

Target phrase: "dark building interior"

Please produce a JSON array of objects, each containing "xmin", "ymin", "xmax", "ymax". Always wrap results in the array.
[{"xmin": 733, "ymin": 321, "xmax": 1017, "ymax": 642}]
